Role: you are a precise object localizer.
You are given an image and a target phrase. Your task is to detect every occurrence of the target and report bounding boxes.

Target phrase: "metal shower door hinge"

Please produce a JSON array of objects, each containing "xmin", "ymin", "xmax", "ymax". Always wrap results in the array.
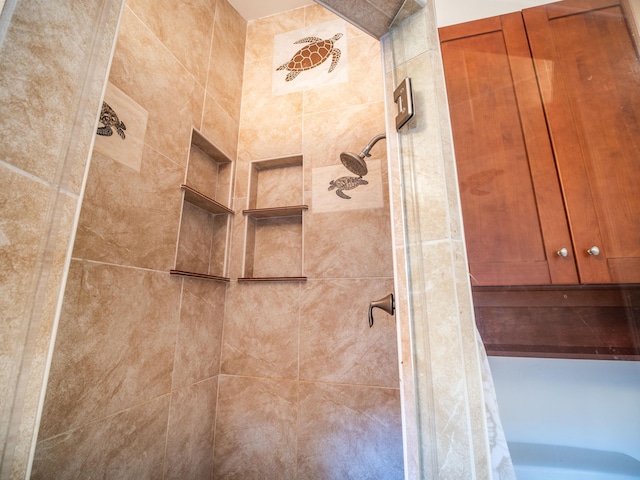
[{"xmin": 393, "ymin": 77, "xmax": 414, "ymax": 131}]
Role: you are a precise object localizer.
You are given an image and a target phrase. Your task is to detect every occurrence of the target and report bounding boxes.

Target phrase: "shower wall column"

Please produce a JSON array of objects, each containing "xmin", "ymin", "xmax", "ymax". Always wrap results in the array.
[
  {"xmin": 383, "ymin": 1, "xmax": 496, "ymax": 478},
  {"xmin": 0, "ymin": 1, "xmax": 124, "ymax": 478}
]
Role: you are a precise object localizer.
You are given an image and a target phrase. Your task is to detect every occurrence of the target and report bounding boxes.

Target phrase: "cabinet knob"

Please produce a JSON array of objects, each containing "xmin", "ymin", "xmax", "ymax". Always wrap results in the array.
[
  {"xmin": 587, "ymin": 245, "xmax": 600, "ymax": 256},
  {"xmin": 557, "ymin": 248, "xmax": 568, "ymax": 257}
]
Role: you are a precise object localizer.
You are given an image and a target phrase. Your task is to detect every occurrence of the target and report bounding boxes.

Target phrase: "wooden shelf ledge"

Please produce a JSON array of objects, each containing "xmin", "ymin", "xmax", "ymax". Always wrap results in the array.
[
  {"xmin": 238, "ymin": 277, "xmax": 307, "ymax": 283},
  {"xmin": 181, "ymin": 184, "xmax": 234, "ymax": 215},
  {"xmin": 170, "ymin": 270, "xmax": 230, "ymax": 283},
  {"xmin": 242, "ymin": 205, "xmax": 308, "ymax": 218}
]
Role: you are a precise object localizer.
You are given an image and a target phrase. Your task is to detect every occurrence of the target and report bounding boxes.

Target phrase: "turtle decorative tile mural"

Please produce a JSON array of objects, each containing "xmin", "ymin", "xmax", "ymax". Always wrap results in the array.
[
  {"xmin": 93, "ymin": 82, "xmax": 148, "ymax": 172},
  {"xmin": 97, "ymin": 102, "xmax": 127, "ymax": 139},
  {"xmin": 272, "ymin": 20, "xmax": 348, "ymax": 96},
  {"xmin": 328, "ymin": 175, "xmax": 368, "ymax": 199},
  {"xmin": 312, "ymin": 160, "xmax": 383, "ymax": 213}
]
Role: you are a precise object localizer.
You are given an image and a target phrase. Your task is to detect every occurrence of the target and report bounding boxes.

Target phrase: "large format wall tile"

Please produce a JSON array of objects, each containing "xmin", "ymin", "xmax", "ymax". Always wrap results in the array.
[
  {"xmin": 127, "ymin": 0, "xmax": 216, "ymax": 87},
  {"xmin": 303, "ymin": 33, "xmax": 384, "ymax": 114},
  {"xmin": 0, "ymin": 169, "xmax": 50, "ymax": 402},
  {"xmin": 32, "ymin": 395, "xmax": 170, "ymax": 480},
  {"xmin": 164, "ymin": 379, "xmax": 218, "ymax": 480},
  {"xmin": 244, "ymin": 8, "xmax": 306, "ymax": 64},
  {"xmin": 108, "ymin": 6, "xmax": 205, "ymax": 166},
  {"xmin": 238, "ymin": 114, "xmax": 303, "ymax": 162},
  {"xmin": 303, "ymin": 206, "xmax": 393, "ymax": 279},
  {"xmin": 73, "ymin": 147, "xmax": 183, "ymax": 271},
  {"xmin": 240, "ymin": 58, "xmax": 303, "ymax": 123},
  {"xmin": 299, "ymin": 278, "xmax": 399, "ymax": 387},
  {"xmin": 208, "ymin": 0, "xmax": 246, "ymax": 123},
  {"xmin": 172, "ymin": 279, "xmax": 226, "ymax": 389},
  {"xmin": 214, "ymin": 376, "xmax": 297, "ymax": 479},
  {"xmin": 0, "ymin": 0, "xmax": 99, "ymax": 185},
  {"xmin": 201, "ymin": 93, "xmax": 240, "ymax": 162},
  {"xmin": 221, "ymin": 283, "xmax": 300, "ymax": 379},
  {"xmin": 38, "ymin": 261, "xmax": 181, "ymax": 439},
  {"xmin": 175, "ymin": 202, "xmax": 217, "ymax": 275},
  {"xmin": 297, "ymin": 382, "xmax": 403, "ymax": 479}
]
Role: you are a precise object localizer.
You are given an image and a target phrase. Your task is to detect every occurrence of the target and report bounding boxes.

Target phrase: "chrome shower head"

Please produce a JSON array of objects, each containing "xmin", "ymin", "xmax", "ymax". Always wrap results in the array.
[
  {"xmin": 340, "ymin": 151, "xmax": 368, "ymax": 177},
  {"xmin": 339, "ymin": 133, "xmax": 386, "ymax": 177}
]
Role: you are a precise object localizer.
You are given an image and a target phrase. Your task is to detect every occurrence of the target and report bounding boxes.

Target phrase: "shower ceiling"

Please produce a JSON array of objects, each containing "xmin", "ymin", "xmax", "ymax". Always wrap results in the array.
[
  {"xmin": 227, "ymin": 0, "xmax": 556, "ymax": 30},
  {"xmin": 227, "ymin": 0, "xmax": 314, "ymax": 21}
]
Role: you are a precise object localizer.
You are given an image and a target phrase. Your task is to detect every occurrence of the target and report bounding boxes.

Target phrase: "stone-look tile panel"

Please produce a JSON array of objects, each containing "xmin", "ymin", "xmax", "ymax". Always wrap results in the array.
[
  {"xmin": 32, "ymin": 395, "xmax": 170, "ymax": 480},
  {"xmin": 186, "ymin": 144, "xmax": 234, "ymax": 202},
  {"xmin": 304, "ymin": 206, "xmax": 393, "ymax": 279},
  {"xmin": 238, "ymin": 114, "xmax": 303, "ymax": 163},
  {"xmin": 244, "ymin": 8, "xmax": 306, "ymax": 64},
  {"xmin": 303, "ymin": 34, "xmax": 384, "ymax": 114},
  {"xmin": 175, "ymin": 202, "xmax": 217, "ymax": 275},
  {"xmin": 422, "ymin": 240, "xmax": 475, "ymax": 479},
  {"xmin": 398, "ymin": 52, "xmax": 451, "ymax": 243},
  {"xmin": 389, "ymin": 0, "xmax": 438, "ymax": 65},
  {"xmin": 73, "ymin": 147, "xmax": 183, "ymax": 272},
  {"xmin": 201, "ymin": 93, "xmax": 241, "ymax": 162},
  {"xmin": 0, "ymin": 169, "xmax": 52, "ymax": 474},
  {"xmin": 221, "ymin": 283, "xmax": 300, "ymax": 379},
  {"xmin": 38, "ymin": 261, "xmax": 181, "ymax": 439},
  {"xmin": 299, "ymin": 278, "xmax": 399, "ymax": 387},
  {"xmin": 172, "ymin": 279, "xmax": 226, "ymax": 389},
  {"xmin": 108, "ymin": 6, "xmax": 205, "ymax": 166},
  {"xmin": 0, "ymin": 0, "xmax": 97, "ymax": 184},
  {"xmin": 240, "ymin": 59, "xmax": 303, "ymax": 125},
  {"xmin": 214, "ymin": 376, "xmax": 297, "ymax": 479},
  {"xmin": 8, "ymin": 189, "xmax": 81, "ymax": 480},
  {"xmin": 297, "ymin": 382, "xmax": 404, "ymax": 479},
  {"xmin": 453, "ymin": 239, "xmax": 491, "ymax": 477},
  {"xmin": 251, "ymin": 216, "xmax": 303, "ymax": 278},
  {"xmin": 208, "ymin": 0, "xmax": 247, "ymax": 123},
  {"xmin": 164, "ymin": 379, "xmax": 218, "ymax": 480},
  {"xmin": 127, "ymin": 0, "xmax": 216, "ymax": 87},
  {"xmin": 0, "ymin": 170, "xmax": 50, "ymax": 409},
  {"xmin": 253, "ymin": 162, "xmax": 304, "ymax": 208}
]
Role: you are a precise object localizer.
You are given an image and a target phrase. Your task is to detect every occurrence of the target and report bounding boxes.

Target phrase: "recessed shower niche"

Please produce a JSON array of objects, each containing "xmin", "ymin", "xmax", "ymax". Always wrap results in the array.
[
  {"xmin": 171, "ymin": 128, "xmax": 234, "ymax": 282},
  {"xmin": 240, "ymin": 155, "xmax": 307, "ymax": 282}
]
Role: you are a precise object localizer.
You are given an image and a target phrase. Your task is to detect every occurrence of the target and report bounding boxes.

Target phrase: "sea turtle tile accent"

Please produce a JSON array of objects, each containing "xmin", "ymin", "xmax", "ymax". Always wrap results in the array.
[
  {"xmin": 272, "ymin": 20, "xmax": 348, "ymax": 96},
  {"xmin": 97, "ymin": 102, "xmax": 127, "ymax": 139},
  {"xmin": 328, "ymin": 175, "xmax": 368, "ymax": 199},
  {"xmin": 312, "ymin": 161, "xmax": 383, "ymax": 213},
  {"xmin": 93, "ymin": 82, "xmax": 148, "ymax": 172}
]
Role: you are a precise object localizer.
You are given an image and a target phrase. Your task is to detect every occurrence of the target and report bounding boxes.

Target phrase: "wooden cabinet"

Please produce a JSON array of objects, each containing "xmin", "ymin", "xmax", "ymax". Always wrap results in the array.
[{"xmin": 440, "ymin": 0, "xmax": 640, "ymax": 286}]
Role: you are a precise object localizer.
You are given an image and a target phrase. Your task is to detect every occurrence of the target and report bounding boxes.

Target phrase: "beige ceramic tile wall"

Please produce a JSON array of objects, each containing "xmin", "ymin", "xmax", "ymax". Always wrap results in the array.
[
  {"xmin": 33, "ymin": 1, "xmax": 246, "ymax": 478},
  {"xmin": 219, "ymin": 5, "xmax": 403, "ymax": 478},
  {"xmin": 0, "ymin": 1, "xmax": 123, "ymax": 477}
]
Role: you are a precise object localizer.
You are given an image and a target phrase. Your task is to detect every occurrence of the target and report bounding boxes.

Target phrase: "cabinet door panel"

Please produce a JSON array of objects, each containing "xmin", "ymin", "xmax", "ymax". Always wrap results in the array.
[
  {"xmin": 440, "ymin": 14, "xmax": 578, "ymax": 286},
  {"xmin": 524, "ymin": 0, "xmax": 640, "ymax": 283}
]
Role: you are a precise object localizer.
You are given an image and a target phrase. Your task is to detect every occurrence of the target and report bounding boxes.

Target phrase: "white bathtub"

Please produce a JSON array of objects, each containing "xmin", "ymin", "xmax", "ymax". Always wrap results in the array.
[{"xmin": 510, "ymin": 442, "xmax": 640, "ymax": 480}]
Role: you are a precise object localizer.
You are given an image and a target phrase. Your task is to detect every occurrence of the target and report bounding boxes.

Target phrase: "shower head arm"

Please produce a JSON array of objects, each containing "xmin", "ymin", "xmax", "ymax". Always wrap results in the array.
[{"xmin": 359, "ymin": 133, "xmax": 386, "ymax": 158}]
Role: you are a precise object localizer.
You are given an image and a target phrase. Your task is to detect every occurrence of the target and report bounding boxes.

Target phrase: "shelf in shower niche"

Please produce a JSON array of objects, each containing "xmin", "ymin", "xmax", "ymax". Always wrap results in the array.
[
  {"xmin": 170, "ymin": 270, "xmax": 230, "ymax": 283},
  {"xmin": 182, "ymin": 185, "xmax": 234, "ymax": 215},
  {"xmin": 242, "ymin": 205, "xmax": 308, "ymax": 218},
  {"xmin": 238, "ymin": 277, "xmax": 307, "ymax": 283},
  {"xmin": 190, "ymin": 129, "xmax": 232, "ymax": 164}
]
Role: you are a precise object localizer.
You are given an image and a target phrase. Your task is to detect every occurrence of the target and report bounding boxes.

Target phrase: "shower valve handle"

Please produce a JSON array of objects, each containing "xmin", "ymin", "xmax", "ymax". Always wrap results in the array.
[{"xmin": 369, "ymin": 293, "xmax": 395, "ymax": 328}]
